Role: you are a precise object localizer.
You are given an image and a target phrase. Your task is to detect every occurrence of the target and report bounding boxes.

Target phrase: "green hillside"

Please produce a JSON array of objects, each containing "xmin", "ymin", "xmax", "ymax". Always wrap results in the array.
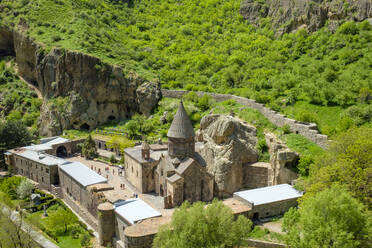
[
  {"xmin": 0, "ymin": 59, "xmax": 41, "ymax": 131},
  {"xmin": 1, "ymin": 0, "xmax": 371, "ymax": 136}
]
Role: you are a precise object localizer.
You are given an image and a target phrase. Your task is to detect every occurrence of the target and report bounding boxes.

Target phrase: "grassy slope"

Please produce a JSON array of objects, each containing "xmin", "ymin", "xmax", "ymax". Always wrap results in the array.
[
  {"xmin": 1, "ymin": 0, "xmax": 371, "ymax": 138},
  {"xmin": 0, "ymin": 58, "xmax": 41, "ymax": 129}
]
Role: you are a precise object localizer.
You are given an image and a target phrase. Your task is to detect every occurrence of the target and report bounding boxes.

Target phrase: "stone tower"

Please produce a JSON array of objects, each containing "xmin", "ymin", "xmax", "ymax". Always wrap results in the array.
[
  {"xmin": 141, "ymin": 141, "xmax": 150, "ymax": 160},
  {"xmin": 97, "ymin": 202, "xmax": 115, "ymax": 246},
  {"xmin": 167, "ymin": 100, "xmax": 195, "ymax": 159}
]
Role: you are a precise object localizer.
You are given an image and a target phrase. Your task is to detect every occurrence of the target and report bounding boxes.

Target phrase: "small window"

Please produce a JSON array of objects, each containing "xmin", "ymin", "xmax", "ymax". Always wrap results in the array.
[
  {"xmin": 131, "ymin": 166, "xmax": 133, "ymax": 173},
  {"xmin": 46, "ymin": 169, "xmax": 49, "ymax": 173},
  {"xmin": 161, "ymin": 169, "xmax": 163, "ymax": 176},
  {"xmin": 41, "ymin": 177, "xmax": 44, "ymax": 182},
  {"xmin": 41, "ymin": 167, "xmax": 43, "ymax": 172}
]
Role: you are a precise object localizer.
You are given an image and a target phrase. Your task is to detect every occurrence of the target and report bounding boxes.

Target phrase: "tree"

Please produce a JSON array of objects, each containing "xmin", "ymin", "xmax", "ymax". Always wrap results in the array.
[
  {"xmin": 81, "ymin": 135, "xmax": 98, "ymax": 159},
  {"xmin": 46, "ymin": 208, "xmax": 78, "ymax": 233},
  {"xmin": 153, "ymin": 200, "xmax": 252, "ymax": 248},
  {"xmin": 307, "ymin": 126, "xmax": 372, "ymax": 206},
  {"xmin": 283, "ymin": 185, "xmax": 371, "ymax": 248},
  {"xmin": 0, "ymin": 177, "xmax": 24, "ymax": 199},
  {"xmin": 0, "ymin": 120, "xmax": 33, "ymax": 167},
  {"xmin": 16, "ymin": 180, "xmax": 35, "ymax": 200}
]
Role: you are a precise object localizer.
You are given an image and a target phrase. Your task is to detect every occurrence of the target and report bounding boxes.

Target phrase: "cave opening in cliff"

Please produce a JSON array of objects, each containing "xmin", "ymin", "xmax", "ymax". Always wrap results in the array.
[
  {"xmin": 80, "ymin": 123, "xmax": 90, "ymax": 130},
  {"xmin": 108, "ymin": 115, "xmax": 116, "ymax": 121}
]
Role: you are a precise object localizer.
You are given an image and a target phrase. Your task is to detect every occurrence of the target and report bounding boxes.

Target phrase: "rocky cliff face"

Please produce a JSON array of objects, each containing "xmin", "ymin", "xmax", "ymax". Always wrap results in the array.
[
  {"xmin": 1, "ymin": 27, "xmax": 161, "ymax": 136},
  {"xmin": 265, "ymin": 132, "xmax": 299, "ymax": 185},
  {"xmin": 197, "ymin": 114, "xmax": 259, "ymax": 197},
  {"xmin": 240, "ymin": 0, "xmax": 372, "ymax": 34}
]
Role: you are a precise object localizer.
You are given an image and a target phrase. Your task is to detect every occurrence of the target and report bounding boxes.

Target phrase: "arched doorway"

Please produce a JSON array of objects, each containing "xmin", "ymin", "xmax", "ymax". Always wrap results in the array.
[
  {"xmin": 80, "ymin": 123, "xmax": 90, "ymax": 130},
  {"xmin": 108, "ymin": 115, "xmax": 116, "ymax": 121},
  {"xmin": 56, "ymin": 146, "xmax": 67, "ymax": 157}
]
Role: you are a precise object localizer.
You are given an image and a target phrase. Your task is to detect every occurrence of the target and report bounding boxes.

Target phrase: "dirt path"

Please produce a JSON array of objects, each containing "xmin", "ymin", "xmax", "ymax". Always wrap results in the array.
[{"xmin": 5, "ymin": 61, "xmax": 43, "ymax": 99}]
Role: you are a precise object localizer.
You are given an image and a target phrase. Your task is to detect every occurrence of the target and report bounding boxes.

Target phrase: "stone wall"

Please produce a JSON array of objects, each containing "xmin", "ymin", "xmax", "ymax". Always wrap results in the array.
[
  {"xmin": 12, "ymin": 154, "xmax": 58, "ymax": 191},
  {"xmin": 243, "ymin": 162, "xmax": 270, "ymax": 189},
  {"xmin": 162, "ymin": 89, "xmax": 328, "ymax": 149},
  {"xmin": 62, "ymin": 194, "xmax": 99, "ymax": 231},
  {"xmin": 59, "ymin": 167, "xmax": 99, "ymax": 218},
  {"xmin": 124, "ymin": 234, "xmax": 155, "ymax": 248},
  {"xmin": 124, "ymin": 154, "xmax": 144, "ymax": 192},
  {"xmin": 244, "ymin": 239, "xmax": 286, "ymax": 248},
  {"xmin": 252, "ymin": 198, "xmax": 299, "ymax": 219}
]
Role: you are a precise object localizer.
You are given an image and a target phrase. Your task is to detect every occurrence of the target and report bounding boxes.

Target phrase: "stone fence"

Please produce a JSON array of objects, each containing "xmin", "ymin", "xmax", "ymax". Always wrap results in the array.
[
  {"xmin": 245, "ymin": 238, "xmax": 286, "ymax": 248},
  {"xmin": 162, "ymin": 89, "xmax": 328, "ymax": 149}
]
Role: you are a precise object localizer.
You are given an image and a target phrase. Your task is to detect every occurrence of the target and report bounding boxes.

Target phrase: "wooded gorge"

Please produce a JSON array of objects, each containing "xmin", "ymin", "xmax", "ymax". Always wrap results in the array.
[{"xmin": 0, "ymin": 0, "xmax": 371, "ymax": 137}]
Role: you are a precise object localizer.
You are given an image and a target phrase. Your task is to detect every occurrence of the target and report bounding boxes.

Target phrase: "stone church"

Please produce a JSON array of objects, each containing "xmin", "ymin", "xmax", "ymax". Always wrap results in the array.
[
  {"xmin": 123, "ymin": 101, "xmax": 214, "ymax": 207},
  {"xmin": 154, "ymin": 101, "xmax": 214, "ymax": 207},
  {"xmin": 123, "ymin": 100, "xmax": 299, "ymax": 208}
]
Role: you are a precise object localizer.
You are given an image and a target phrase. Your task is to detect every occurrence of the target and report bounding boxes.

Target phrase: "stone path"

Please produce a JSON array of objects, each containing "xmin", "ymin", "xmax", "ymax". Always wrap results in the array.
[
  {"xmin": 1, "ymin": 205, "xmax": 59, "ymax": 248},
  {"xmin": 6, "ymin": 61, "xmax": 43, "ymax": 99}
]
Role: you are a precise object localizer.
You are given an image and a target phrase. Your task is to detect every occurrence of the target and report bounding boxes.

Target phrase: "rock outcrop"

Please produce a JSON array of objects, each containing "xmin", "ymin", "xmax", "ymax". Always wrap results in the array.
[
  {"xmin": 240, "ymin": 0, "xmax": 372, "ymax": 35},
  {"xmin": 265, "ymin": 132, "xmax": 299, "ymax": 185},
  {"xmin": 2, "ymin": 27, "xmax": 162, "ymax": 135},
  {"xmin": 197, "ymin": 114, "xmax": 259, "ymax": 197}
]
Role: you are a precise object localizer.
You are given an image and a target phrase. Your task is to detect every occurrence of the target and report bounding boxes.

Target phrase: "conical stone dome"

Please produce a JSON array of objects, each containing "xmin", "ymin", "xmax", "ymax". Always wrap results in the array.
[{"xmin": 167, "ymin": 100, "xmax": 195, "ymax": 139}]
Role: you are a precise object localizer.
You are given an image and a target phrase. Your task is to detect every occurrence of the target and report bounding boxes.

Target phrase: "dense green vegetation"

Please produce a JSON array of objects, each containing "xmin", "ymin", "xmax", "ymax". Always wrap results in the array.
[
  {"xmin": 153, "ymin": 200, "xmax": 252, "ymax": 248},
  {"xmin": 0, "ymin": 176, "xmax": 92, "ymax": 248},
  {"xmin": 283, "ymin": 186, "xmax": 371, "ymax": 248},
  {"xmin": 304, "ymin": 126, "xmax": 372, "ymax": 206},
  {"xmin": 1, "ymin": 0, "xmax": 371, "ymax": 137},
  {"xmin": 0, "ymin": 59, "xmax": 41, "ymax": 130},
  {"xmin": 0, "ymin": 119, "xmax": 34, "ymax": 167}
]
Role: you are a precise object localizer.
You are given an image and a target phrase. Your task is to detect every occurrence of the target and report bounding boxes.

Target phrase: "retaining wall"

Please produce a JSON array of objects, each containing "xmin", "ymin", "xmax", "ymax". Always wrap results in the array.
[
  {"xmin": 245, "ymin": 238, "xmax": 286, "ymax": 248},
  {"xmin": 162, "ymin": 89, "xmax": 328, "ymax": 149}
]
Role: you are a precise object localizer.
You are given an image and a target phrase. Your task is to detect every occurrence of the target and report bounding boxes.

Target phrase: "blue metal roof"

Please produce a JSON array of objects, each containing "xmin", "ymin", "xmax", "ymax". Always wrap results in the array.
[
  {"xmin": 234, "ymin": 184, "xmax": 303, "ymax": 206},
  {"xmin": 59, "ymin": 162, "xmax": 107, "ymax": 187},
  {"xmin": 115, "ymin": 198, "xmax": 161, "ymax": 225},
  {"xmin": 17, "ymin": 150, "xmax": 67, "ymax": 166}
]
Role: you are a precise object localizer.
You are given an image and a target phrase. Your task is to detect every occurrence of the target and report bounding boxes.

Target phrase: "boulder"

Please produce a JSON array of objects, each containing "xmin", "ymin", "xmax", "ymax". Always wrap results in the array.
[
  {"xmin": 198, "ymin": 114, "xmax": 259, "ymax": 197},
  {"xmin": 265, "ymin": 132, "xmax": 299, "ymax": 185}
]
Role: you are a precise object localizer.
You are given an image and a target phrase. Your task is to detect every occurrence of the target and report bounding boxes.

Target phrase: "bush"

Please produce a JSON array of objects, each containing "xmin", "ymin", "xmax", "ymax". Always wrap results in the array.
[
  {"xmin": 80, "ymin": 233, "xmax": 91, "ymax": 248},
  {"xmin": 16, "ymin": 180, "xmax": 35, "ymax": 199},
  {"xmin": 0, "ymin": 177, "xmax": 24, "ymax": 199},
  {"xmin": 109, "ymin": 154, "xmax": 117, "ymax": 163},
  {"xmin": 282, "ymin": 124, "xmax": 291, "ymax": 134},
  {"xmin": 51, "ymin": 35, "xmax": 62, "ymax": 42}
]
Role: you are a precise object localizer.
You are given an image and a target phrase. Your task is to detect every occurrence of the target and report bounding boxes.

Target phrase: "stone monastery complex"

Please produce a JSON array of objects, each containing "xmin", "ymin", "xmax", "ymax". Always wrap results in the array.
[{"xmin": 4, "ymin": 101, "xmax": 303, "ymax": 248}]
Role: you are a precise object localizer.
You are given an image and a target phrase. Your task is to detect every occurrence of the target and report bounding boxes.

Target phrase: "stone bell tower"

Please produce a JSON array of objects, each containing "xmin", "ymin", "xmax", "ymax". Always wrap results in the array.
[
  {"xmin": 141, "ymin": 141, "xmax": 150, "ymax": 160},
  {"xmin": 167, "ymin": 100, "xmax": 195, "ymax": 159}
]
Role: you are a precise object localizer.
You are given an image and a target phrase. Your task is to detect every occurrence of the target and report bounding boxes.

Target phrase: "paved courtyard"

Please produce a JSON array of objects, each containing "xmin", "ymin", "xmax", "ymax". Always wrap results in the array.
[{"xmin": 66, "ymin": 156, "xmax": 174, "ymax": 217}]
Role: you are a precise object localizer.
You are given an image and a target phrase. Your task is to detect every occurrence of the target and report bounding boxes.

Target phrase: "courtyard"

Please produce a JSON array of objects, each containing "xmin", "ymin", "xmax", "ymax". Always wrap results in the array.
[{"xmin": 66, "ymin": 156, "xmax": 174, "ymax": 217}]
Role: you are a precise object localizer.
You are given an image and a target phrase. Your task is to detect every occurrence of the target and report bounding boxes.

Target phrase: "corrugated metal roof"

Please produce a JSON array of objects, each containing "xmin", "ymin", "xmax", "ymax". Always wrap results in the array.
[
  {"xmin": 234, "ymin": 184, "xmax": 303, "ymax": 206},
  {"xmin": 18, "ymin": 150, "xmax": 67, "ymax": 166},
  {"xmin": 59, "ymin": 162, "xmax": 107, "ymax": 187},
  {"xmin": 24, "ymin": 137, "xmax": 69, "ymax": 152},
  {"xmin": 115, "ymin": 198, "xmax": 161, "ymax": 225}
]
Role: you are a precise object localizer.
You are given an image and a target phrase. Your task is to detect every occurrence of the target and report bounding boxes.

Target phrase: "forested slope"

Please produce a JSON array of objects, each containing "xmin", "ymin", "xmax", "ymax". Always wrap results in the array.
[{"xmin": 0, "ymin": 0, "xmax": 371, "ymax": 137}]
